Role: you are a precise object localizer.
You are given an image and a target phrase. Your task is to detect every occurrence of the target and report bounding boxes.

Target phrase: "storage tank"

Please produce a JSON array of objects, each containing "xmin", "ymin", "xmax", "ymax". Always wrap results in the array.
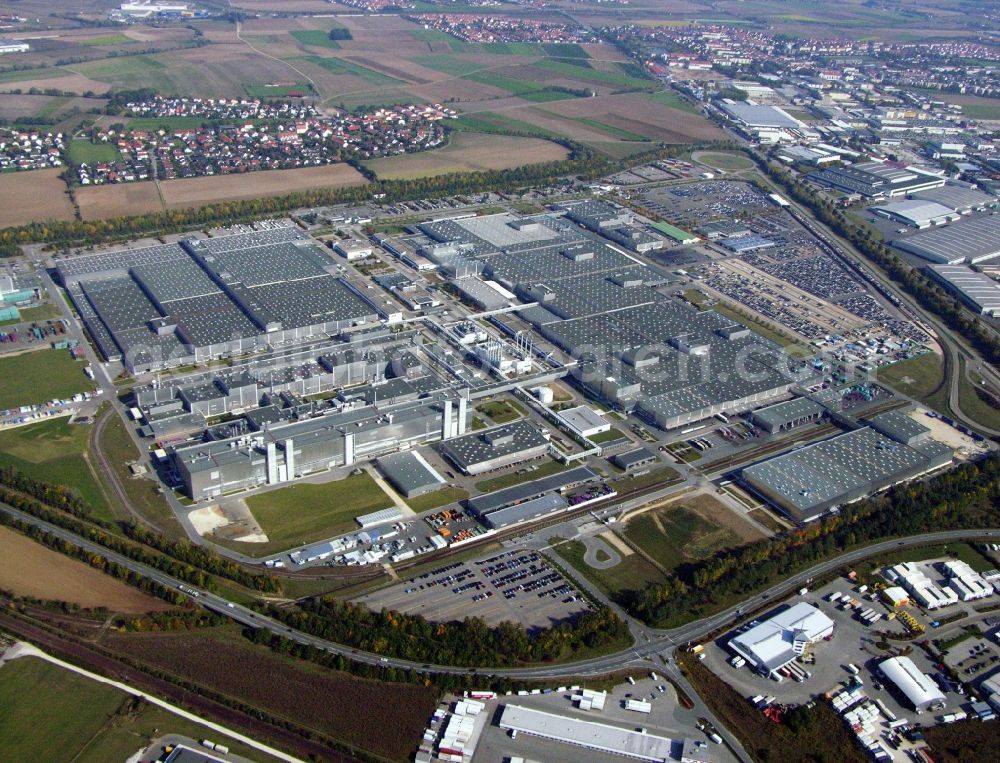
[{"xmin": 532, "ymin": 386, "xmax": 554, "ymax": 405}]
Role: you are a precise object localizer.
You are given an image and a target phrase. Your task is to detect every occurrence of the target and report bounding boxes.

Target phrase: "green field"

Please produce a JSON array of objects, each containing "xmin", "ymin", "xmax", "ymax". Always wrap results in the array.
[
  {"xmin": 475, "ymin": 399, "xmax": 525, "ymax": 424},
  {"xmin": 406, "ymin": 486, "xmax": 469, "ymax": 513},
  {"xmin": 449, "ymin": 112, "xmax": 563, "ymax": 141},
  {"xmin": 244, "ymin": 83, "xmax": 310, "ymax": 98},
  {"xmin": 290, "ymin": 29, "xmax": 341, "ymax": 50},
  {"xmin": 244, "ymin": 472, "xmax": 392, "ymax": 555},
  {"xmin": 474, "ymin": 459, "xmax": 568, "ymax": 493},
  {"xmin": 0, "ymin": 349, "xmax": 91, "ymax": 410},
  {"xmin": 959, "ymin": 103, "xmax": 1000, "ymax": 121},
  {"xmin": 535, "ymin": 59, "xmax": 652, "ymax": 89},
  {"xmin": 124, "ymin": 115, "xmax": 216, "ymax": 131},
  {"xmin": 298, "ymin": 55, "xmax": 402, "ymax": 86},
  {"xmin": 646, "ymin": 89, "xmax": 699, "ymax": 114},
  {"xmin": 67, "ymin": 140, "xmax": 121, "ymax": 165},
  {"xmin": 414, "ymin": 55, "xmax": 484, "ymax": 77},
  {"xmin": 552, "ymin": 538, "xmax": 664, "ymax": 595},
  {"xmin": 610, "ymin": 466, "xmax": 680, "ymax": 495},
  {"xmin": 70, "ymin": 56, "xmax": 174, "ymax": 91},
  {"xmin": 0, "ymin": 302, "xmax": 62, "ymax": 327},
  {"xmin": 624, "ymin": 505, "xmax": 740, "ymax": 571},
  {"xmin": 959, "ymin": 358, "xmax": 1000, "ymax": 431},
  {"xmin": 696, "ymin": 151, "xmax": 755, "ymax": 171},
  {"xmin": 80, "ymin": 33, "xmax": 134, "ymax": 47},
  {"xmin": 0, "ymin": 657, "xmax": 281, "ymax": 763},
  {"xmin": 590, "ymin": 427, "xmax": 625, "ymax": 444},
  {"xmin": 0, "ymin": 67, "xmax": 66, "ymax": 85},
  {"xmin": 877, "ymin": 352, "xmax": 944, "ymax": 400},
  {"xmin": 572, "ymin": 117, "xmax": 650, "ymax": 142},
  {"xmin": 0, "ymin": 415, "xmax": 113, "ymax": 523}
]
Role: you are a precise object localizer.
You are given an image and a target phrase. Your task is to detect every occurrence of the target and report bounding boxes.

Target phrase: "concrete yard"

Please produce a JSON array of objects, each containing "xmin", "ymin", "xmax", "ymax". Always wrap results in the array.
[{"xmin": 355, "ymin": 549, "xmax": 590, "ymax": 629}]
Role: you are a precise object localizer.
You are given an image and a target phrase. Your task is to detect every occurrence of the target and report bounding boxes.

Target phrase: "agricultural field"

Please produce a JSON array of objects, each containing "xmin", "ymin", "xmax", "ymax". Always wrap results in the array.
[
  {"xmin": 104, "ymin": 626, "xmax": 438, "ymax": 762},
  {"xmin": 0, "ymin": 657, "xmax": 281, "ymax": 763},
  {"xmin": 159, "ymin": 164, "xmax": 368, "ymax": 209},
  {"xmin": 243, "ymin": 471, "xmax": 392, "ymax": 555},
  {"xmin": 0, "ymin": 349, "xmax": 92, "ymax": 410},
  {"xmin": 0, "ymin": 526, "xmax": 168, "ymax": 611},
  {"xmin": 0, "ymin": 168, "xmax": 75, "ymax": 227},
  {"xmin": 364, "ymin": 132, "xmax": 569, "ymax": 180},
  {"xmin": 0, "ymin": 416, "xmax": 111, "ymax": 523},
  {"xmin": 0, "ymin": 94, "xmax": 102, "ymax": 125},
  {"xmin": 76, "ymin": 181, "xmax": 164, "ymax": 221}
]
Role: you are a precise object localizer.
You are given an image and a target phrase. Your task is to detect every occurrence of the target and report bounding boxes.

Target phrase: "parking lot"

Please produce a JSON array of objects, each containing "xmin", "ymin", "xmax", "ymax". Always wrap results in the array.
[{"xmin": 355, "ymin": 549, "xmax": 590, "ymax": 629}]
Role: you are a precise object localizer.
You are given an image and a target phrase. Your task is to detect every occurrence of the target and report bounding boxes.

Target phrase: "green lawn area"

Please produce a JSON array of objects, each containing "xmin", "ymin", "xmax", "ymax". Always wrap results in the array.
[
  {"xmin": 474, "ymin": 459, "xmax": 568, "ymax": 493},
  {"xmin": 712, "ymin": 302, "xmax": 808, "ymax": 352},
  {"xmin": 683, "ymin": 288, "xmax": 709, "ymax": 306},
  {"xmin": 960, "ymin": 103, "xmax": 1000, "ymax": 121},
  {"xmin": 581, "ymin": 140, "xmax": 653, "ymax": 160},
  {"xmin": 298, "ymin": 55, "xmax": 402, "ymax": 85},
  {"xmin": 406, "ymin": 486, "xmax": 469, "ymax": 513},
  {"xmin": 244, "ymin": 472, "xmax": 392, "ymax": 555},
  {"xmin": 877, "ymin": 352, "xmax": 944, "ymax": 400},
  {"xmin": 590, "ymin": 427, "xmax": 625, "ymax": 444},
  {"xmin": 67, "ymin": 140, "xmax": 121, "ymax": 165},
  {"xmin": 0, "ymin": 415, "xmax": 113, "ymax": 523},
  {"xmin": 696, "ymin": 151, "xmax": 755, "ymax": 171},
  {"xmin": 959, "ymin": 358, "xmax": 1000, "ymax": 431},
  {"xmin": 0, "ymin": 349, "xmax": 91, "ymax": 410},
  {"xmin": 0, "ymin": 657, "xmax": 282, "ymax": 763},
  {"xmin": 551, "ymin": 538, "xmax": 664, "ymax": 595},
  {"xmin": 624, "ymin": 505, "xmax": 741, "ymax": 571},
  {"xmin": 0, "ymin": 302, "xmax": 62, "ymax": 327},
  {"xmin": 290, "ymin": 29, "xmax": 341, "ymax": 49},
  {"xmin": 80, "ymin": 33, "xmax": 134, "ymax": 46},
  {"xmin": 475, "ymin": 399, "xmax": 525, "ymax": 424}
]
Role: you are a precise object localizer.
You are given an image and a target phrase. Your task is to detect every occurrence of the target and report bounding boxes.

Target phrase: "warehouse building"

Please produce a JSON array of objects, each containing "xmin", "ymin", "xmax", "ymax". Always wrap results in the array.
[
  {"xmin": 911, "ymin": 183, "xmax": 997, "ymax": 214},
  {"xmin": 729, "ymin": 602, "xmax": 834, "ymax": 677},
  {"xmin": 59, "ymin": 226, "xmax": 378, "ymax": 372},
  {"xmin": 465, "ymin": 466, "xmax": 598, "ymax": 528},
  {"xmin": 941, "ymin": 560, "xmax": 995, "ymax": 602},
  {"xmin": 891, "ymin": 215, "xmax": 1000, "ymax": 264},
  {"xmin": 719, "ymin": 102, "xmax": 805, "ymax": 130},
  {"xmin": 870, "ymin": 199, "xmax": 961, "ymax": 229},
  {"xmin": 926, "ymin": 264, "xmax": 1000, "ymax": 317},
  {"xmin": 438, "ymin": 419, "xmax": 549, "ymax": 476},
  {"xmin": 812, "ymin": 161, "xmax": 944, "ymax": 199},
  {"xmin": 375, "ymin": 450, "xmax": 446, "ymax": 498},
  {"xmin": 740, "ymin": 426, "xmax": 952, "ymax": 523},
  {"xmin": 498, "ymin": 704, "xmax": 680, "ymax": 762},
  {"xmin": 172, "ymin": 394, "xmax": 468, "ymax": 500},
  {"xmin": 885, "ymin": 562, "xmax": 959, "ymax": 610},
  {"xmin": 878, "ymin": 656, "xmax": 946, "ymax": 712},
  {"xmin": 750, "ymin": 397, "xmax": 826, "ymax": 434},
  {"xmin": 864, "ymin": 408, "xmax": 930, "ymax": 446}
]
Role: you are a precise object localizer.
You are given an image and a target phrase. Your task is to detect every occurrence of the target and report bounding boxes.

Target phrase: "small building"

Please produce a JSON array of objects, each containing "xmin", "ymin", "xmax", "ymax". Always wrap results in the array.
[
  {"xmin": 882, "ymin": 586, "xmax": 910, "ymax": 607},
  {"xmin": 750, "ymin": 398, "xmax": 825, "ymax": 434},
  {"xmin": 356, "ymin": 506, "xmax": 404, "ymax": 529},
  {"xmin": 558, "ymin": 405, "xmax": 610, "ymax": 438},
  {"xmin": 612, "ymin": 448, "xmax": 659, "ymax": 472},
  {"xmin": 864, "ymin": 408, "xmax": 930, "ymax": 446},
  {"xmin": 879, "ymin": 656, "xmax": 945, "ymax": 712},
  {"xmin": 437, "ymin": 419, "xmax": 549, "ymax": 476},
  {"xmin": 376, "ymin": 450, "xmax": 446, "ymax": 498},
  {"xmin": 334, "ymin": 238, "xmax": 373, "ymax": 260}
]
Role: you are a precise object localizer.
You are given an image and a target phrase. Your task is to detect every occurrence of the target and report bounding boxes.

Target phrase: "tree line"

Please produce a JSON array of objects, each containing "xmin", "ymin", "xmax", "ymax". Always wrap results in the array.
[
  {"xmin": 620, "ymin": 454, "xmax": 1000, "ymax": 627},
  {"xmin": 263, "ymin": 596, "xmax": 630, "ymax": 668}
]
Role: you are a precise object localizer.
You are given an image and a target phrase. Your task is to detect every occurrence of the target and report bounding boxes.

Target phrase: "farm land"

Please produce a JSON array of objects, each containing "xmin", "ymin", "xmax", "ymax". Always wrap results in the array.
[{"xmin": 102, "ymin": 626, "xmax": 439, "ymax": 762}]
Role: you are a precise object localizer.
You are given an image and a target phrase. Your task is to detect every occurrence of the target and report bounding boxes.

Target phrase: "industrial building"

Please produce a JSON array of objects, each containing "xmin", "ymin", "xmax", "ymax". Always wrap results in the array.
[
  {"xmin": 498, "ymin": 704, "xmax": 683, "ymax": 762},
  {"xmin": 926, "ymin": 264, "xmax": 1000, "ymax": 317},
  {"xmin": 437, "ymin": 419, "xmax": 549, "ymax": 476},
  {"xmin": 58, "ymin": 225, "xmax": 378, "ymax": 372},
  {"xmin": 940, "ymin": 560, "xmax": 995, "ymax": 602},
  {"xmin": 172, "ymin": 394, "xmax": 469, "ymax": 500},
  {"xmin": 812, "ymin": 161, "xmax": 945, "ymax": 199},
  {"xmin": 0, "ymin": 39, "xmax": 29, "ymax": 54},
  {"xmin": 611, "ymin": 447, "xmax": 659, "ymax": 472},
  {"xmin": 728, "ymin": 602, "xmax": 834, "ymax": 677},
  {"xmin": 555, "ymin": 200, "xmax": 665, "ymax": 253},
  {"xmin": 878, "ymin": 656, "xmax": 946, "ymax": 712},
  {"xmin": 333, "ymin": 238, "xmax": 373, "ymax": 260},
  {"xmin": 538, "ymin": 299, "xmax": 798, "ymax": 430},
  {"xmin": 558, "ymin": 405, "xmax": 610, "ymax": 438},
  {"xmin": 863, "ymin": 408, "xmax": 930, "ymax": 446},
  {"xmin": 750, "ymin": 397, "xmax": 826, "ymax": 434},
  {"xmin": 375, "ymin": 450, "xmax": 445, "ymax": 498},
  {"xmin": 911, "ymin": 183, "xmax": 997, "ymax": 214},
  {"xmin": 885, "ymin": 562, "xmax": 959, "ymax": 610},
  {"xmin": 870, "ymin": 199, "xmax": 961, "ymax": 229},
  {"xmin": 465, "ymin": 466, "xmax": 598, "ymax": 529},
  {"xmin": 741, "ymin": 426, "xmax": 952, "ymax": 523},
  {"xmin": 891, "ymin": 214, "xmax": 1000, "ymax": 264},
  {"xmin": 719, "ymin": 101, "xmax": 805, "ymax": 133}
]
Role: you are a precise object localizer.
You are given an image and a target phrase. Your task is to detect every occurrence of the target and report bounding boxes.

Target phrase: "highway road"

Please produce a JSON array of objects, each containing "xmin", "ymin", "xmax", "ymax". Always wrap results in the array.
[{"xmin": 6, "ymin": 500, "xmax": 998, "ymax": 678}]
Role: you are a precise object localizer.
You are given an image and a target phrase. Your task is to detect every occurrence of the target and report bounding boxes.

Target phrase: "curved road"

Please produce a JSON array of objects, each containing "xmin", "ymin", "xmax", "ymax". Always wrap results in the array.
[{"xmin": 5, "ymin": 501, "xmax": 996, "ymax": 678}]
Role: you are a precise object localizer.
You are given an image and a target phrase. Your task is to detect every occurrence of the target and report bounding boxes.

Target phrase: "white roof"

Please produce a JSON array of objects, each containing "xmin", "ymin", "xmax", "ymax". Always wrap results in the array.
[
  {"xmin": 499, "ymin": 705, "xmax": 674, "ymax": 762},
  {"xmin": 559, "ymin": 405, "xmax": 608, "ymax": 434},
  {"xmin": 730, "ymin": 602, "xmax": 833, "ymax": 671},
  {"xmin": 879, "ymin": 656, "xmax": 945, "ymax": 710},
  {"xmin": 871, "ymin": 199, "xmax": 958, "ymax": 225}
]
